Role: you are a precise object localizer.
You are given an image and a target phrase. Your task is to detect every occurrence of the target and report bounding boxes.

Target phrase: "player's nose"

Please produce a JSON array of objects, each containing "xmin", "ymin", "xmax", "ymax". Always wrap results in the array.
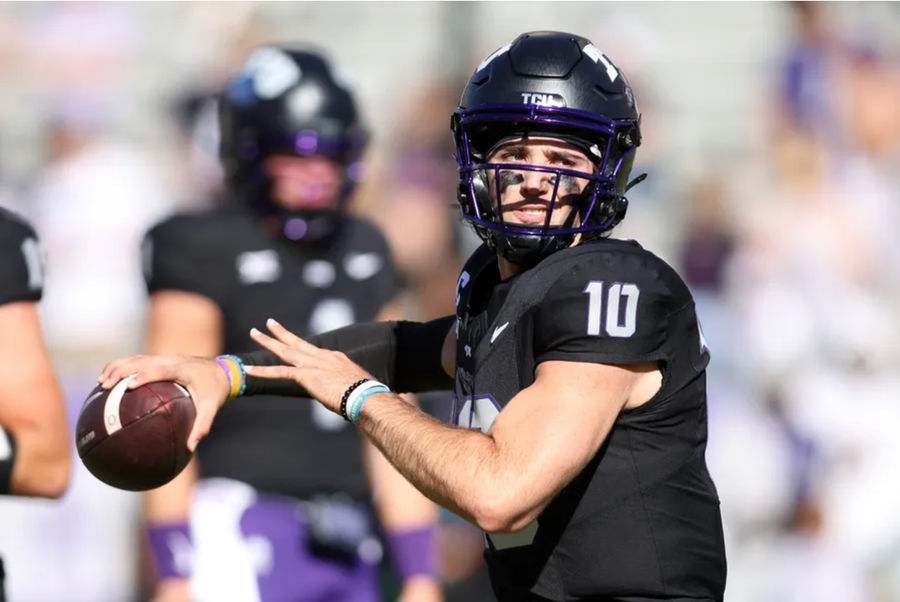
[{"xmin": 520, "ymin": 169, "xmax": 552, "ymax": 195}]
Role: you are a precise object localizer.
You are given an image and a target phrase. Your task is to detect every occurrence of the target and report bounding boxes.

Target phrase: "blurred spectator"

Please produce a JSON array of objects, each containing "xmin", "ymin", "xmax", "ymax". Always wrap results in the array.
[
  {"xmin": 778, "ymin": 2, "xmax": 841, "ymax": 139},
  {"xmin": 839, "ymin": 47, "xmax": 900, "ymax": 159},
  {"xmin": 370, "ymin": 79, "xmax": 470, "ymax": 320},
  {"xmin": 29, "ymin": 108, "xmax": 174, "ymax": 355},
  {"xmin": 728, "ymin": 130, "xmax": 884, "ymax": 381},
  {"xmin": 674, "ymin": 176, "xmax": 738, "ymax": 375},
  {"xmin": 722, "ymin": 102, "xmax": 900, "ymax": 600},
  {"xmin": 834, "ymin": 47, "xmax": 900, "ymax": 293},
  {"xmin": 678, "ymin": 178, "xmax": 735, "ymax": 294},
  {"xmin": 24, "ymin": 4, "xmax": 138, "ymax": 109},
  {"xmin": 165, "ymin": 91, "xmax": 226, "ymax": 211}
]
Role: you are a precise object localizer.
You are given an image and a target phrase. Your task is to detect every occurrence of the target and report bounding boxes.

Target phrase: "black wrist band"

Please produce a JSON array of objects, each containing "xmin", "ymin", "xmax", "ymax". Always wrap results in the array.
[{"xmin": 340, "ymin": 378, "xmax": 371, "ymax": 422}]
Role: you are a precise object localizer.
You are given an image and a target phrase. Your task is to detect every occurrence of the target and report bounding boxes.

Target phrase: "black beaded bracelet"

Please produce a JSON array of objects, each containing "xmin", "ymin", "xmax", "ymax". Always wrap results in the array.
[{"xmin": 340, "ymin": 378, "xmax": 371, "ymax": 422}]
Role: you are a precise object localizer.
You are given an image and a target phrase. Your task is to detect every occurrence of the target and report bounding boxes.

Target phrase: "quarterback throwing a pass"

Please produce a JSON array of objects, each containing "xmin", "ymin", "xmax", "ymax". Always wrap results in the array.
[{"xmin": 103, "ymin": 31, "xmax": 727, "ymax": 601}]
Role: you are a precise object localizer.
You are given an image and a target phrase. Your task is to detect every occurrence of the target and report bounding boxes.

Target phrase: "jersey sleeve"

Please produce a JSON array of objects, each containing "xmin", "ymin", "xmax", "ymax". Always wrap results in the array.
[
  {"xmin": 532, "ymin": 251, "xmax": 679, "ymax": 366},
  {"xmin": 0, "ymin": 210, "xmax": 43, "ymax": 305},
  {"xmin": 143, "ymin": 215, "xmax": 232, "ymax": 307}
]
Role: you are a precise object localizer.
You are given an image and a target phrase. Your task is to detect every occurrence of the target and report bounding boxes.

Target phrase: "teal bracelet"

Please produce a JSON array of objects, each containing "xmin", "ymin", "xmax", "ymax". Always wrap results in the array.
[{"xmin": 348, "ymin": 384, "xmax": 390, "ymax": 424}]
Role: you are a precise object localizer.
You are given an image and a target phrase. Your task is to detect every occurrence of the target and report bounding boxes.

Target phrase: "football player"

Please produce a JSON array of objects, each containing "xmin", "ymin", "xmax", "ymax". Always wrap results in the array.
[
  {"xmin": 0, "ymin": 208, "xmax": 71, "ymax": 598},
  {"xmin": 140, "ymin": 47, "xmax": 441, "ymax": 602},
  {"xmin": 105, "ymin": 31, "xmax": 727, "ymax": 601}
]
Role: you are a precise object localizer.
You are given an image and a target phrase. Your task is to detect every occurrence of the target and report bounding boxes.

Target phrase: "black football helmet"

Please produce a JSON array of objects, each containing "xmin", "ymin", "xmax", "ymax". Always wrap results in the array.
[
  {"xmin": 452, "ymin": 31, "xmax": 643, "ymax": 265},
  {"xmin": 219, "ymin": 45, "xmax": 368, "ymax": 243}
]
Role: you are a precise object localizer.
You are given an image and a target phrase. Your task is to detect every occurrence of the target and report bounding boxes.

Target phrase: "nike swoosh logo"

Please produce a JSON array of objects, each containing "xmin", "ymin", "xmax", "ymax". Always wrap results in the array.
[{"xmin": 490, "ymin": 322, "xmax": 510, "ymax": 344}]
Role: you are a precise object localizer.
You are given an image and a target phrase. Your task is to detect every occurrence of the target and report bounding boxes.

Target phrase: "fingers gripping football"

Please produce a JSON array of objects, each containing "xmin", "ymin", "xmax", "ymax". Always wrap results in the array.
[
  {"xmin": 97, "ymin": 354, "xmax": 230, "ymax": 451},
  {"xmin": 99, "ymin": 354, "xmax": 180, "ymax": 390}
]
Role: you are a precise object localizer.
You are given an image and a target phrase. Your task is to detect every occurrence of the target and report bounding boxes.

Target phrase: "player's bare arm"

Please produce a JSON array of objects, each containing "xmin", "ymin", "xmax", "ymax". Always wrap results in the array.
[
  {"xmin": 244, "ymin": 319, "xmax": 659, "ymax": 532},
  {"xmin": 145, "ymin": 290, "xmax": 223, "ymax": 358},
  {"xmin": 367, "ymin": 360, "xmax": 659, "ymax": 531},
  {"xmin": 0, "ymin": 301, "xmax": 70, "ymax": 498}
]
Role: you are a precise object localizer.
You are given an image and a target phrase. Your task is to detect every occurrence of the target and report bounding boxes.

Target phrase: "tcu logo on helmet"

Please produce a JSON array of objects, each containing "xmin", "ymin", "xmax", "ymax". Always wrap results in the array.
[{"xmin": 520, "ymin": 92, "xmax": 565, "ymax": 107}]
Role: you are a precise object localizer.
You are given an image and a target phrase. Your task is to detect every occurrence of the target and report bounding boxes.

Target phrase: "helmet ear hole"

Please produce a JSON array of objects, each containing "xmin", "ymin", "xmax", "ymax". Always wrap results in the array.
[
  {"xmin": 456, "ymin": 180, "xmax": 473, "ymax": 215},
  {"xmin": 471, "ymin": 169, "xmax": 494, "ymax": 218},
  {"xmin": 612, "ymin": 195, "xmax": 628, "ymax": 226},
  {"xmin": 458, "ymin": 169, "xmax": 496, "ymax": 222}
]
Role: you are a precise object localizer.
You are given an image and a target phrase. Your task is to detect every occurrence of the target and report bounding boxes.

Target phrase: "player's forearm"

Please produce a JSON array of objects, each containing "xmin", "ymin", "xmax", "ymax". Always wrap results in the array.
[
  {"xmin": 0, "ymin": 307, "xmax": 71, "ymax": 498},
  {"xmin": 359, "ymin": 395, "xmax": 485, "ymax": 524},
  {"xmin": 8, "ymin": 421, "xmax": 70, "ymax": 498},
  {"xmin": 358, "ymin": 393, "xmax": 526, "ymax": 533},
  {"xmin": 239, "ymin": 317, "xmax": 454, "ymax": 396}
]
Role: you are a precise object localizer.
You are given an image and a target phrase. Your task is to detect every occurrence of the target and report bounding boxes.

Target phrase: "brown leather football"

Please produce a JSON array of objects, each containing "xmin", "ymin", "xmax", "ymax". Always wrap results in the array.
[{"xmin": 75, "ymin": 378, "xmax": 195, "ymax": 491}]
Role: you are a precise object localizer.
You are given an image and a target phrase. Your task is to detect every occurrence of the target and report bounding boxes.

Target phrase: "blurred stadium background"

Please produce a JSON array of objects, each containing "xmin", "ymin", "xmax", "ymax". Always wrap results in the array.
[{"xmin": 0, "ymin": 2, "xmax": 899, "ymax": 601}]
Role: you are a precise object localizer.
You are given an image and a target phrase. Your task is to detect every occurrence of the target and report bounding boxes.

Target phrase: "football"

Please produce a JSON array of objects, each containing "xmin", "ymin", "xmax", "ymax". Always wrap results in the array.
[{"xmin": 75, "ymin": 377, "xmax": 196, "ymax": 491}]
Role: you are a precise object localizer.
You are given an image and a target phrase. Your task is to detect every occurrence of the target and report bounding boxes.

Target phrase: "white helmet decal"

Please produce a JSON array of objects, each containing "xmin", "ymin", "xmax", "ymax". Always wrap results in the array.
[
  {"xmin": 243, "ymin": 47, "xmax": 302, "ymax": 99},
  {"xmin": 582, "ymin": 44, "xmax": 619, "ymax": 83}
]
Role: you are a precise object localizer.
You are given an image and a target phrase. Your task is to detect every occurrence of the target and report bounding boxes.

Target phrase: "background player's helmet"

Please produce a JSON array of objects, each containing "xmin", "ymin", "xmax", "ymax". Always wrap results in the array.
[
  {"xmin": 219, "ymin": 45, "xmax": 368, "ymax": 243},
  {"xmin": 452, "ymin": 31, "xmax": 642, "ymax": 264}
]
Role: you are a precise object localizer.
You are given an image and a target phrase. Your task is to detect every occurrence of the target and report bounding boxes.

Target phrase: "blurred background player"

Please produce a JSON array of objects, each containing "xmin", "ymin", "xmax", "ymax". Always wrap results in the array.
[
  {"xmin": 0, "ymin": 207, "xmax": 71, "ymax": 599},
  {"xmin": 141, "ymin": 46, "xmax": 441, "ymax": 602}
]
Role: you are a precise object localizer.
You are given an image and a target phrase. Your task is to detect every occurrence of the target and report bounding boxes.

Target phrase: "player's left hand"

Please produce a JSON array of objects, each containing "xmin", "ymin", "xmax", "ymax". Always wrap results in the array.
[{"xmin": 246, "ymin": 318, "xmax": 372, "ymax": 416}]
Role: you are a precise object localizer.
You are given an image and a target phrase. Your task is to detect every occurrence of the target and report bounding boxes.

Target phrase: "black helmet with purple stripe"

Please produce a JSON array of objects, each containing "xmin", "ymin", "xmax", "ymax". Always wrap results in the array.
[
  {"xmin": 452, "ymin": 31, "xmax": 643, "ymax": 264},
  {"xmin": 219, "ymin": 45, "xmax": 368, "ymax": 243}
]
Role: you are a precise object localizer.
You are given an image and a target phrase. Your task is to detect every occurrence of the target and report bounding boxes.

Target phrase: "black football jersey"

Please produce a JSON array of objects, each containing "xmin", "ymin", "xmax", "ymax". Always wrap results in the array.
[
  {"xmin": 144, "ymin": 208, "xmax": 398, "ymax": 500},
  {"xmin": 0, "ymin": 208, "xmax": 43, "ymax": 306},
  {"xmin": 453, "ymin": 240, "xmax": 726, "ymax": 601}
]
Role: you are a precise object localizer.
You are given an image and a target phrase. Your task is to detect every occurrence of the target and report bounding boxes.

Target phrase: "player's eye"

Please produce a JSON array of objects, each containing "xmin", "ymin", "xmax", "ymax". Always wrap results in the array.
[
  {"xmin": 547, "ymin": 152, "xmax": 576, "ymax": 167},
  {"xmin": 499, "ymin": 148, "xmax": 527, "ymax": 162}
]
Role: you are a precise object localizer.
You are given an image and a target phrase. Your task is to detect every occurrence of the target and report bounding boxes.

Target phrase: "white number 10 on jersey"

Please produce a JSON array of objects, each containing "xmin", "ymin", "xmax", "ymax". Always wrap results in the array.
[{"xmin": 583, "ymin": 281, "xmax": 640, "ymax": 337}]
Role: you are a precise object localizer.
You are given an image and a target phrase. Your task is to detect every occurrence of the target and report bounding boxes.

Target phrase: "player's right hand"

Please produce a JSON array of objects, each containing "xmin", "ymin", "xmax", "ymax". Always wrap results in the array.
[{"xmin": 98, "ymin": 354, "xmax": 229, "ymax": 451}]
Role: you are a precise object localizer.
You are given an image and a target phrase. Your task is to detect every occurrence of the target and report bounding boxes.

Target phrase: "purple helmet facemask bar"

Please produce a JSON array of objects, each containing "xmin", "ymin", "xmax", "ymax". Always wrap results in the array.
[
  {"xmin": 465, "ymin": 162, "xmax": 605, "ymax": 236},
  {"xmin": 455, "ymin": 104, "xmax": 637, "ymax": 236},
  {"xmin": 490, "ymin": 163, "xmax": 563, "ymax": 234}
]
